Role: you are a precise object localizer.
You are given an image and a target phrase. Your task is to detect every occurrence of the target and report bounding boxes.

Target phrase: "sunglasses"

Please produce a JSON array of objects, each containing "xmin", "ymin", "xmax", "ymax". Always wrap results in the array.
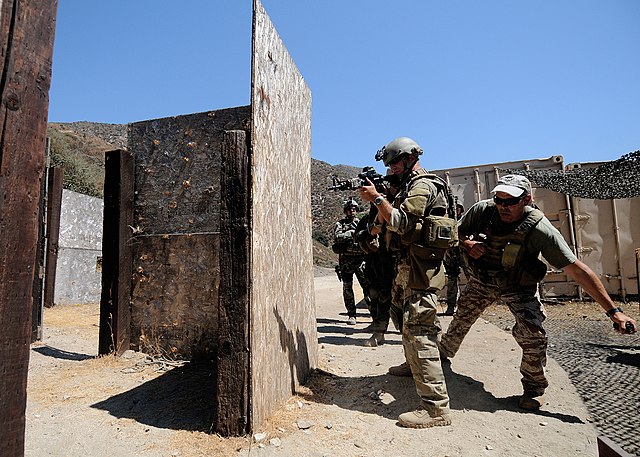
[
  {"xmin": 493, "ymin": 195, "xmax": 523, "ymax": 206},
  {"xmin": 387, "ymin": 156, "xmax": 404, "ymax": 165}
]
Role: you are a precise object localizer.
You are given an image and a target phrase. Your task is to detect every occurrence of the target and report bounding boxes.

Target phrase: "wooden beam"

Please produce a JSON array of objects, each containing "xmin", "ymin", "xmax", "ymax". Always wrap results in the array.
[
  {"xmin": 43, "ymin": 167, "xmax": 63, "ymax": 309},
  {"xmin": 0, "ymin": 0, "xmax": 58, "ymax": 455},
  {"xmin": 99, "ymin": 149, "xmax": 134, "ymax": 355},
  {"xmin": 31, "ymin": 162, "xmax": 48, "ymax": 341},
  {"xmin": 215, "ymin": 130, "xmax": 251, "ymax": 436},
  {"xmin": 597, "ymin": 436, "xmax": 633, "ymax": 457}
]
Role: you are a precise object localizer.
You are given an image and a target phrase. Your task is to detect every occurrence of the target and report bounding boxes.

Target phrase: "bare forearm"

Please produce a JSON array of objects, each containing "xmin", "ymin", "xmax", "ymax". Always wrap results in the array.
[
  {"xmin": 563, "ymin": 261, "xmax": 615, "ymax": 310},
  {"xmin": 563, "ymin": 260, "xmax": 637, "ymax": 333}
]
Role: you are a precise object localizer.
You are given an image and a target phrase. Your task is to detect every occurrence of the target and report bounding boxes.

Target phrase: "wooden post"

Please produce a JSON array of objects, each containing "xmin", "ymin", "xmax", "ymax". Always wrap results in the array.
[
  {"xmin": 31, "ymin": 163, "xmax": 62, "ymax": 341},
  {"xmin": 43, "ymin": 167, "xmax": 64, "ymax": 309},
  {"xmin": 215, "ymin": 130, "xmax": 251, "ymax": 436},
  {"xmin": 0, "ymin": 0, "xmax": 58, "ymax": 455},
  {"xmin": 99, "ymin": 149, "xmax": 134, "ymax": 356},
  {"xmin": 597, "ymin": 436, "xmax": 632, "ymax": 457},
  {"xmin": 31, "ymin": 160, "xmax": 48, "ymax": 342}
]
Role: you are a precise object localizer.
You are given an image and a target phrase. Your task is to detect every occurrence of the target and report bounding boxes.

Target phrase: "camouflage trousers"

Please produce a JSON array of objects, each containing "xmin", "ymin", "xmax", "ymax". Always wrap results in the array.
[
  {"xmin": 394, "ymin": 261, "xmax": 450, "ymax": 416},
  {"xmin": 439, "ymin": 277, "xmax": 549, "ymax": 396},
  {"xmin": 339, "ymin": 256, "xmax": 366, "ymax": 317}
]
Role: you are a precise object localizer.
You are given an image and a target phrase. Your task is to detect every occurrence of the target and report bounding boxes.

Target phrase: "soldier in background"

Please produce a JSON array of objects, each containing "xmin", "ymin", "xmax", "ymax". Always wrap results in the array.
[
  {"xmin": 354, "ymin": 185, "xmax": 397, "ymax": 347},
  {"xmin": 332, "ymin": 198, "xmax": 367, "ymax": 325}
]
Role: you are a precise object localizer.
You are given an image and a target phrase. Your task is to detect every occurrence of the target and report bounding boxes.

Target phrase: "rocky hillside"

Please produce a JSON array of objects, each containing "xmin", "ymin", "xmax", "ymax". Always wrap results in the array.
[{"xmin": 47, "ymin": 122, "xmax": 368, "ymax": 266}]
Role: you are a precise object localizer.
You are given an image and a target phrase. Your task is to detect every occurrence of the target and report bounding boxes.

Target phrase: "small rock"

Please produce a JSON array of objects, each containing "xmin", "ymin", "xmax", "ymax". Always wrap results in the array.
[
  {"xmin": 269, "ymin": 438, "xmax": 282, "ymax": 447},
  {"xmin": 486, "ymin": 445, "xmax": 494, "ymax": 450},
  {"xmin": 325, "ymin": 421, "xmax": 333, "ymax": 429},
  {"xmin": 253, "ymin": 432, "xmax": 268, "ymax": 443},
  {"xmin": 539, "ymin": 422, "xmax": 548, "ymax": 426},
  {"xmin": 296, "ymin": 419, "xmax": 315, "ymax": 430},
  {"xmin": 297, "ymin": 400, "xmax": 304, "ymax": 409}
]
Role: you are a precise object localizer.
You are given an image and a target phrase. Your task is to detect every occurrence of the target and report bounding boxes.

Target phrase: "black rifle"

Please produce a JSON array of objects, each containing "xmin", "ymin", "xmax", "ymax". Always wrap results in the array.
[{"xmin": 328, "ymin": 166, "xmax": 396, "ymax": 193}]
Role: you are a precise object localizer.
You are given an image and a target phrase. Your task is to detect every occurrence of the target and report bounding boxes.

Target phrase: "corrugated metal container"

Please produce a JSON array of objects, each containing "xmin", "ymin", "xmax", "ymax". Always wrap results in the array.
[{"xmin": 566, "ymin": 161, "xmax": 640, "ymax": 298}]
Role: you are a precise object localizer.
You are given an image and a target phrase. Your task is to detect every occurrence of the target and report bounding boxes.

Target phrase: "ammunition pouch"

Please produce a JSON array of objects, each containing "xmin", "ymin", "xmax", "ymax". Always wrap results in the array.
[
  {"xmin": 408, "ymin": 243, "xmax": 446, "ymax": 291},
  {"xmin": 399, "ymin": 216, "xmax": 458, "ymax": 248},
  {"xmin": 421, "ymin": 215, "xmax": 458, "ymax": 249},
  {"xmin": 501, "ymin": 242, "xmax": 521, "ymax": 269},
  {"xmin": 331, "ymin": 241, "xmax": 350, "ymax": 254}
]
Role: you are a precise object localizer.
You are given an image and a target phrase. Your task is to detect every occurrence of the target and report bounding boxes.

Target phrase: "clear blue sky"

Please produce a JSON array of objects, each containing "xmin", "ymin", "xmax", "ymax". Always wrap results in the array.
[{"xmin": 49, "ymin": 1, "xmax": 640, "ymax": 172}]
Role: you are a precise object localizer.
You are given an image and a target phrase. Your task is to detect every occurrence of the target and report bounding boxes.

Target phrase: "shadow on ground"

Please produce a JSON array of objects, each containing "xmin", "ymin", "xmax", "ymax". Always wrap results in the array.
[
  {"xmin": 32, "ymin": 345, "xmax": 94, "ymax": 361},
  {"xmin": 312, "ymin": 313, "xmax": 585, "ymax": 426},
  {"xmin": 299, "ymin": 364, "xmax": 584, "ymax": 426},
  {"xmin": 91, "ymin": 360, "xmax": 216, "ymax": 432}
]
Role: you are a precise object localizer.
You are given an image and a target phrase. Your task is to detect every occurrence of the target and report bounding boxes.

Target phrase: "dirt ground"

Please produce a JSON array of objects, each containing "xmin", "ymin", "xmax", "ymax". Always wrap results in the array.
[{"xmin": 26, "ymin": 271, "xmax": 601, "ymax": 457}]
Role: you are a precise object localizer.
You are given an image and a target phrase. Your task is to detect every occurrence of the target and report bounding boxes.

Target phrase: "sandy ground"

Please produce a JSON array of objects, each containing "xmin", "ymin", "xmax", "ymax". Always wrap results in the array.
[{"xmin": 25, "ymin": 273, "xmax": 598, "ymax": 457}]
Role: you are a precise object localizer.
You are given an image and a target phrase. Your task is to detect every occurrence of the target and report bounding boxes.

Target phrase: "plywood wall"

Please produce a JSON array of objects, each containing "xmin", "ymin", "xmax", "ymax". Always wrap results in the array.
[{"xmin": 249, "ymin": 0, "xmax": 317, "ymax": 430}]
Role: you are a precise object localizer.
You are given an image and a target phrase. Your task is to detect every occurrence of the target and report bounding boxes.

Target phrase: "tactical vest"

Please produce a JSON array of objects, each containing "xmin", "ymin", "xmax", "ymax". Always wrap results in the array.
[
  {"xmin": 385, "ymin": 169, "xmax": 458, "ymax": 256},
  {"xmin": 333, "ymin": 218, "xmax": 363, "ymax": 256},
  {"xmin": 465, "ymin": 203, "xmax": 547, "ymax": 289}
]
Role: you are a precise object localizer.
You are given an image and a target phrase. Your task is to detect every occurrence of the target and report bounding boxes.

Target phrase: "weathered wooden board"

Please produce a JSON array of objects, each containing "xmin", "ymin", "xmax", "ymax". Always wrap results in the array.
[
  {"xmin": 215, "ymin": 130, "xmax": 250, "ymax": 435},
  {"xmin": 249, "ymin": 0, "xmax": 316, "ymax": 430},
  {"xmin": 43, "ymin": 167, "xmax": 64, "ymax": 309},
  {"xmin": 0, "ymin": 0, "xmax": 57, "ymax": 455},
  {"xmin": 127, "ymin": 108, "xmax": 250, "ymax": 358},
  {"xmin": 99, "ymin": 150, "xmax": 134, "ymax": 356},
  {"xmin": 32, "ymin": 166, "xmax": 63, "ymax": 343}
]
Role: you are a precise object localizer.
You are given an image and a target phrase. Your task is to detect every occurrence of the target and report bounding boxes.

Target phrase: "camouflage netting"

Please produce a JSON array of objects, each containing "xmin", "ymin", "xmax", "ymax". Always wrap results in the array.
[{"xmin": 501, "ymin": 150, "xmax": 640, "ymax": 200}]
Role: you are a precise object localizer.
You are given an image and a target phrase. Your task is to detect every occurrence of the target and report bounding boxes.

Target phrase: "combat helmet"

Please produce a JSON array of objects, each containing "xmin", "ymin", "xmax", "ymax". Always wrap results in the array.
[
  {"xmin": 343, "ymin": 198, "xmax": 360, "ymax": 212},
  {"xmin": 375, "ymin": 137, "xmax": 423, "ymax": 166}
]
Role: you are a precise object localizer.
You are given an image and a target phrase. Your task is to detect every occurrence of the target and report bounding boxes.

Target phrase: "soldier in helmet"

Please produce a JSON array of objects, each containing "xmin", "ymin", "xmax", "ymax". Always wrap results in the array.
[
  {"xmin": 359, "ymin": 137, "xmax": 456, "ymax": 428},
  {"xmin": 332, "ymin": 198, "xmax": 367, "ymax": 325}
]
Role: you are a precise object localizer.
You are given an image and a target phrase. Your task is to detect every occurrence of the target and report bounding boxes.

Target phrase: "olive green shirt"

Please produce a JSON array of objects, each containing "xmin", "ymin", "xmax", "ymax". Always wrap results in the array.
[{"xmin": 459, "ymin": 199, "xmax": 577, "ymax": 270}]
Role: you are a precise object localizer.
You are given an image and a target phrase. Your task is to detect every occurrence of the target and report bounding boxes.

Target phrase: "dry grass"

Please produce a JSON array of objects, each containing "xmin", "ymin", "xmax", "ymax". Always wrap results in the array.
[
  {"xmin": 42, "ymin": 302, "xmax": 100, "ymax": 330},
  {"xmin": 168, "ymin": 387, "xmax": 328, "ymax": 456}
]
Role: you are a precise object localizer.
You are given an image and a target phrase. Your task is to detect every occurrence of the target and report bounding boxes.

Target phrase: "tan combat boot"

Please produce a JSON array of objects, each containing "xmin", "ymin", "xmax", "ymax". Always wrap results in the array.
[
  {"xmin": 398, "ymin": 408, "xmax": 452, "ymax": 428},
  {"xmin": 387, "ymin": 361, "xmax": 412, "ymax": 377},
  {"xmin": 519, "ymin": 394, "xmax": 545, "ymax": 411}
]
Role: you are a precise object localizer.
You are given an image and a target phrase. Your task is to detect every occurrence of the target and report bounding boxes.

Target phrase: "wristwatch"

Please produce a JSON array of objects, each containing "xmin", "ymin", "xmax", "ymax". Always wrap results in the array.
[
  {"xmin": 374, "ymin": 195, "xmax": 385, "ymax": 206},
  {"xmin": 606, "ymin": 306, "xmax": 623, "ymax": 317}
]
